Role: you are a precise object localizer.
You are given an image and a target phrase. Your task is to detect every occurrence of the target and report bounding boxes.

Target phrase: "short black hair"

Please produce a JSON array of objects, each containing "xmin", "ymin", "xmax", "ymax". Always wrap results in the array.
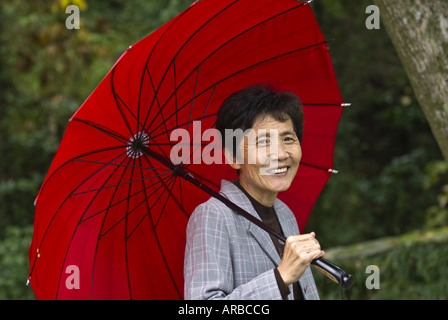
[{"xmin": 216, "ymin": 84, "xmax": 304, "ymax": 156}]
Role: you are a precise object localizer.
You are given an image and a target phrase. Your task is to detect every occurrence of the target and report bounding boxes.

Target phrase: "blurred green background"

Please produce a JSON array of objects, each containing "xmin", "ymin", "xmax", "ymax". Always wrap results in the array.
[{"xmin": 0, "ymin": 0, "xmax": 447, "ymax": 300}]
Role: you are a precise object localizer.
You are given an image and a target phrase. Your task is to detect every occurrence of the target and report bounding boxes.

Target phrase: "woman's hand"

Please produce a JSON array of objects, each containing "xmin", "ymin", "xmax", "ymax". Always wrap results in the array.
[{"xmin": 277, "ymin": 232, "xmax": 325, "ymax": 286}]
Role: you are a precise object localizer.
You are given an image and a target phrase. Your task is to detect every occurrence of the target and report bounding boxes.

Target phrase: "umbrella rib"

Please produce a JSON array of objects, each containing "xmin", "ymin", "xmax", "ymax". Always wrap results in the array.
[
  {"xmin": 303, "ymin": 103, "xmax": 348, "ymax": 107},
  {"xmin": 186, "ymin": 66, "xmax": 200, "ymax": 135},
  {"xmin": 173, "ymin": 59, "xmax": 179, "ymax": 130},
  {"xmin": 301, "ymin": 161, "xmax": 339, "ymax": 174},
  {"xmin": 124, "ymin": 156, "xmax": 137, "ymax": 299},
  {"xmin": 71, "ymin": 118, "xmax": 129, "ymax": 144},
  {"xmin": 110, "ymin": 67, "xmax": 134, "ymax": 138},
  {"xmin": 142, "ymin": 65, "xmax": 173, "ymax": 159},
  {"xmin": 145, "ymin": 142, "xmax": 215, "ymax": 149},
  {"xmin": 178, "ymin": 175, "xmax": 183, "ymax": 209},
  {"xmin": 188, "ymin": 85, "xmax": 217, "ymax": 165}
]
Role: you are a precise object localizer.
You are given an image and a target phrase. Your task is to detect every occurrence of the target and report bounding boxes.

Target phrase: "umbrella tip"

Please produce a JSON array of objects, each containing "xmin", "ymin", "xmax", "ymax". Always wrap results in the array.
[
  {"xmin": 341, "ymin": 103, "xmax": 351, "ymax": 107},
  {"xmin": 26, "ymin": 277, "xmax": 30, "ymax": 286},
  {"xmin": 328, "ymin": 169, "xmax": 339, "ymax": 174}
]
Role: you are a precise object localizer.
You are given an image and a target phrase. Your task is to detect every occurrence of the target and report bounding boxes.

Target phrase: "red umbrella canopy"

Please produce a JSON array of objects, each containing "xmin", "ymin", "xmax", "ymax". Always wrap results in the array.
[{"xmin": 28, "ymin": 0, "xmax": 345, "ymax": 299}]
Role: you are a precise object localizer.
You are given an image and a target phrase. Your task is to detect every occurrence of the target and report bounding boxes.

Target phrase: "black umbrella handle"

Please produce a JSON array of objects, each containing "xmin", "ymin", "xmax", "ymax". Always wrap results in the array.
[
  {"xmin": 311, "ymin": 258, "xmax": 354, "ymax": 289},
  {"xmin": 140, "ymin": 147, "xmax": 354, "ymax": 290}
]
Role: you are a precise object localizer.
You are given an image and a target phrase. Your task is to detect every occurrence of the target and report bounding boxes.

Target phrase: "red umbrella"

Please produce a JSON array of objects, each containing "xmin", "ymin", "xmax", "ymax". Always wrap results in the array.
[{"xmin": 28, "ymin": 0, "xmax": 351, "ymax": 299}]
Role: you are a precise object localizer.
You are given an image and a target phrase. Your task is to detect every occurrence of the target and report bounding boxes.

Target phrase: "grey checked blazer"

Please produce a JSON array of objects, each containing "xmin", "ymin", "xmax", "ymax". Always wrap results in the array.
[{"xmin": 184, "ymin": 180, "xmax": 320, "ymax": 300}]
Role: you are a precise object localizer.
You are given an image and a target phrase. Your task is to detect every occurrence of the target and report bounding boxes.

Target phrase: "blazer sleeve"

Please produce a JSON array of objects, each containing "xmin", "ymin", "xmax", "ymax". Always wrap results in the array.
[{"xmin": 184, "ymin": 200, "xmax": 284, "ymax": 300}]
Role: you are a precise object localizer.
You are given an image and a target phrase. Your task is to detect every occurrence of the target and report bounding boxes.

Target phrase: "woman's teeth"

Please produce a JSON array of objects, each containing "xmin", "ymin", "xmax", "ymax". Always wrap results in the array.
[{"xmin": 270, "ymin": 167, "xmax": 288, "ymax": 174}]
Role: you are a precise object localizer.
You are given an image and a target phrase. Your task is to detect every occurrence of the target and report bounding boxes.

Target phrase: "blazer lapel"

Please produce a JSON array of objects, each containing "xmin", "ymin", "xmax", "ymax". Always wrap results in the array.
[
  {"xmin": 248, "ymin": 219, "xmax": 282, "ymax": 266},
  {"xmin": 274, "ymin": 199, "xmax": 300, "ymax": 237},
  {"xmin": 220, "ymin": 181, "xmax": 282, "ymax": 266}
]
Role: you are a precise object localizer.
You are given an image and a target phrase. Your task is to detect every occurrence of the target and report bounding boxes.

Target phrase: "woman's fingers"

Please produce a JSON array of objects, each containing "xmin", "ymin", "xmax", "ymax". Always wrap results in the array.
[{"xmin": 278, "ymin": 233, "xmax": 325, "ymax": 285}]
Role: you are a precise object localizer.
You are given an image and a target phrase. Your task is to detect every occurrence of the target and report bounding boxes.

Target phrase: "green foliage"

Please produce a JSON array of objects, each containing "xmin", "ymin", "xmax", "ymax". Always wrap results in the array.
[
  {"xmin": 316, "ymin": 227, "xmax": 448, "ymax": 300},
  {"xmin": 424, "ymin": 161, "xmax": 448, "ymax": 228},
  {"xmin": 0, "ymin": 226, "xmax": 35, "ymax": 299},
  {"xmin": 310, "ymin": 148, "xmax": 439, "ymax": 246},
  {"xmin": 1, "ymin": 0, "xmax": 116, "ymax": 231}
]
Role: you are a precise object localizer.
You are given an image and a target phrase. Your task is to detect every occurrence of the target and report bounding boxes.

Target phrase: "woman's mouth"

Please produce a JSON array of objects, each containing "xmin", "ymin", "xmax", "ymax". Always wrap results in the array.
[{"xmin": 267, "ymin": 167, "xmax": 289, "ymax": 175}]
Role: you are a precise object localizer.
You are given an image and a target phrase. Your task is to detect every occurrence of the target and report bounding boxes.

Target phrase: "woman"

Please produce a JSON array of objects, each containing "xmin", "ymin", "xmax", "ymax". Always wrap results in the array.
[{"xmin": 184, "ymin": 84, "xmax": 324, "ymax": 300}]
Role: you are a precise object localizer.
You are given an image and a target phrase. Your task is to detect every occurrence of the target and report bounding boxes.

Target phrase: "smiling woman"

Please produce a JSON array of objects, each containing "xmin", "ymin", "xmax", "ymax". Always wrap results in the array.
[{"xmin": 184, "ymin": 84, "xmax": 324, "ymax": 300}]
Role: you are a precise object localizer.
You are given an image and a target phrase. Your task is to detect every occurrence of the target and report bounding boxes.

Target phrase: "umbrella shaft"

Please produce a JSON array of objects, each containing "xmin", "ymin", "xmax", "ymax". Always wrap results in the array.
[
  {"xmin": 140, "ymin": 147, "xmax": 353, "ymax": 290},
  {"xmin": 140, "ymin": 147, "xmax": 286, "ymax": 240}
]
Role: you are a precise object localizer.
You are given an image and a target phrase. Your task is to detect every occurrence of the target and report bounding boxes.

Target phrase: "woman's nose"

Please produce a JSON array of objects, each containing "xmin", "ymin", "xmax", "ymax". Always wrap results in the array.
[{"xmin": 270, "ymin": 141, "xmax": 289, "ymax": 161}]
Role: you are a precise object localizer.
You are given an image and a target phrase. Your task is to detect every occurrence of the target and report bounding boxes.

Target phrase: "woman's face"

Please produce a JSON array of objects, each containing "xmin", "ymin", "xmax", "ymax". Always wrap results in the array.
[{"xmin": 229, "ymin": 114, "xmax": 302, "ymax": 206}]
